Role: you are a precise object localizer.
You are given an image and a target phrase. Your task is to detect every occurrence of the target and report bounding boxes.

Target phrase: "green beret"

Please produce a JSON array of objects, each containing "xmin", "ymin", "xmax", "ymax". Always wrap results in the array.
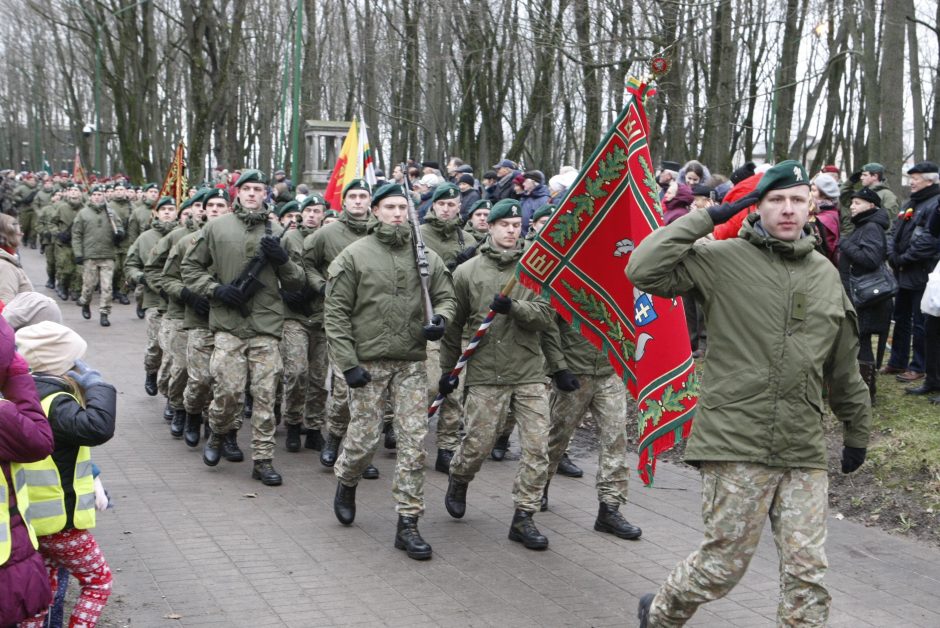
[
  {"xmin": 755, "ymin": 160, "xmax": 809, "ymax": 199},
  {"xmin": 203, "ymin": 187, "xmax": 230, "ymax": 203},
  {"xmin": 487, "ymin": 199, "xmax": 522, "ymax": 223},
  {"xmin": 235, "ymin": 169, "xmax": 266, "ymax": 187},
  {"xmin": 155, "ymin": 196, "xmax": 176, "ymax": 210},
  {"xmin": 142, "ymin": 183, "xmax": 157, "ymax": 191},
  {"xmin": 90, "ymin": 184, "xmax": 105, "ymax": 193},
  {"xmin": 324, "ymin": 209, "xmax": 339, "ymax": 219},
  {"xmin": 431, "ymin": 183, "xmax": 460, "ymax": 203},
  {"xmin": 300, "ymin": 194, "xmax": 328, "ymax": 210},
  {"xmin": 469, "ymin": 199, "xmax": 492, "ymax": 215},
  {"xmin": 861, "ymin": 162, "xmax": 884, "ymax": 175},
  {"xmin": 342, "ymin": 178, "xmax": 371, "ymax": 198},
  {"xmin": 277, "ymin": 200, "xmax": 300, "ymax": 218},
  {"xmin": 531, "ymin": 204, "xmax": 554, "ymax": 223},
  {"xmin": 179, "ymin": 195, "xmax": 195, "ymax": 211},
  {"xmin": 371, "ymin": 183, "xmax": 407, "ymax": 206}
]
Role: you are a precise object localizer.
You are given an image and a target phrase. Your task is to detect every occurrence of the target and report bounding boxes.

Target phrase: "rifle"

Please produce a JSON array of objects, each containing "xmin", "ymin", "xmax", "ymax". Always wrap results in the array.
[
  {"xmin": 104, "ymin": 204, "xmax": 124, "ymax": 244},
  {"xmin": 400, "ymin": 163, "xmax": 435, "ymax": 325},
  {"xmin": 228, "ymin": 211, "xmax": 294, "ymax": 317}
]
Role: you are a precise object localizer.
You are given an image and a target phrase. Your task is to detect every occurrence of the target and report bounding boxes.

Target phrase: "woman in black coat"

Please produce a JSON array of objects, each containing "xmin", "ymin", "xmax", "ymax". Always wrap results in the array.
[{"xmin": 839, "ymin": 188, "xmax": 893, "ymax": 401}]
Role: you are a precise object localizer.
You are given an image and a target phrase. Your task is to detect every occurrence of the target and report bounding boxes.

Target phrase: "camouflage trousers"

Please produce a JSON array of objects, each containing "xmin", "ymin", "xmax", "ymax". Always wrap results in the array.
[
  {"xmin": 143, "ymin": 309, "xmax": 163, "ymax": 374},
  {"xmin": 450, "ymin": 383, "xmax": 550, "ymax": 513},
  {"xmin": 335, "ymin": 359, "xmax": 428, "ymax": 516},
  {"xmin": 112, "ymin": 250, "xmax": 127, "ymax": 294},
  {"xmin": 79, "ymin": 258, "xmax": 114, "ymax": 314},
  {"xmin": 45, "ymin": 238, "xmax": 56, "ymax": 279},
  {"xmin": 157, "ymin": 314, "xmax": 178, "ymax": 398},
  {"xmin": 428, "ymin": 341, "xmax": 463, "ymax": 451},
  {"xmin": 207, "ymin": 332, "xmax": 281, "ymax": 461},
  {"xmin": 279, "ymin": 320, "xmax": 328, "ymax": 430},
  {"xmin": 547, "ymin": 373, "xmax": 630, "ymax": 505},
  {"xmin": 159, "ymin": 318, "xmax": 187, "ymax": 410},
  {"xmin": 325, "ymin": 359, "xmax": 351, "ymax": 438},
  {"xmin": 183, "ymin": 327, "xmax": 214, "ymax": 416},
  {"xmin": 19, "ymin": 206, "xmax": 35, "ymax": 244},
  {"xmin": 54, "ymin": 242, "xmax": 79, "ymax": 294},
  {"xmin": 649, "ymin": 462, "xmax": 830, "ymax": 627}
]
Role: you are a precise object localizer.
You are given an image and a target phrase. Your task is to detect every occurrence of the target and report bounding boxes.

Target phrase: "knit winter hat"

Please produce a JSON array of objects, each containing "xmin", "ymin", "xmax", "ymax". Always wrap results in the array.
[
  {"xmin": 1, "ymin": 292, "xmax": 63, "ymax": 330},
  {"xmin": 812, "ymin": 174, "xmax": 839, "ymax": 200},
  {"xmin": 15, "ymin": 321, "xmax": 87, "ymax": 375}
]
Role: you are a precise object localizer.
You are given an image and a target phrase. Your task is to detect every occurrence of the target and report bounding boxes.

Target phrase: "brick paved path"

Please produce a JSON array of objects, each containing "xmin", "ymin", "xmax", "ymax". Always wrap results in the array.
[{"xmin": 18, "ymin": 249, "xmax": 940, "ymax": 627}]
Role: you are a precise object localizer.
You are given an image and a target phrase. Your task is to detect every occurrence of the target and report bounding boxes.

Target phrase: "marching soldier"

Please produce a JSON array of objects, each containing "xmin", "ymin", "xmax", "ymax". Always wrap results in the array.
[
  {"xmin": 53, "ymin": 185, "xmax": 84, "ymax": 302},
  {"xmin": 302, "ymin": 179, "xmax": 380, "ymax": 478},
  {"xmin": 126, "ymin": 197, "xmax": 179, "ymax": 397},
  {"xmin": 71, "ymin": 185, "xmax": 125, "ymax": 327},
  {"xmin": 11, "ymin": 172, "xmax": 39, "ymax": 248},
  {"xmin": 109, "ymin": 181, "xmax": 134, "ymax": 305},
  {"xmin": 440, "ymin": 199, "xmax": 555, "ymax": 549},
  {"xmin": 181, "ymin": 169, "xmax": 305, "ymax": 486},
  {"xmin": 540, "ymin": 316, "xmax": 642, "ymax": 539},
  {"xmin": 36, "ymin": 183, "xmax": 60, "ymax": 288},
  {"xmin": 128, "ymin": 183, "xmax": 160, "ymax": 317},
  {"xmin": 324, "ymin": 182, "xmax": 455, "ymax": 559},
  {"xmin": 279, "ymin": 195, "xmax": 329, "ymax": 452},
  {"xmin": 145, "ymin": 192, "xmax": 207, "ymax": 438}
]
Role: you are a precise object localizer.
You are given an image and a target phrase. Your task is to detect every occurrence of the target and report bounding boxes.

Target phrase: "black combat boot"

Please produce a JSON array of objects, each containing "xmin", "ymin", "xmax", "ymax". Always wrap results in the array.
[
  {"xmin": 594, "ymin": 502, "xmax": 642, "ymax": 539},
  {"xmin": 144, "ymin": 372, "xmax": 158, "ymax": 396},
  {"xmin": 334, "ymin": 482, "xmax": 356, "ymax": 525},
  {"xmin": 304, "ymin": 428, "xmax": 323, "ymax": 451},
  {"xmin": 81, "ymin": 302, "xmax": 91, "ymax": 319},
  {"xmin": 170, "ymin": 408, "xmax": 186, "ymax": 438},
  {"xmin": 251, "ymin": 459, "xmax": 283, "ymax": 486},
  {"xmin": 184, "ymin": 413, "xmax": 203, "ymax": 448},
  {"xmin": 163, "ymin": 400, "xmax": 175, "ymax": 422},
  {"xmin": 637, "ymin": 593, "xmax": 654, "ymax": 628},
  {"xmin": 45, "ymin": 275, "xmax": 55, "ymax": 289},
  {"xmin": 285, "ymin": 424, "xmax": 302, "ymax": 452},
  {"xmin": 383, "ymin": 422, "xmax": 397, "ymax": 449},
  {"xmin": 508, "ymin": 510, "xmax": 548, "ymax": 550},
  {"xmin": 203, "ymin": 432, "xmax": 222, "ymax": 466},
  {"xmin": 56, "ymin": 285, "xmax": 69, "ymax": 301},
  {"xmin": 395, "ymin": 516, "xmax": 432, "ymax": 560},
  {"xmin": 136, "ymin": 303, "xmax": 145, "ymax": 319},
  {"xmin": 444, "ymin": 476, "xmax": 468, "ymax": 519},
  {"xmin": 99, "ymin": 313, "xmax": 110, "ymax": 327},
  {"xmin": 491, "ymin": 434, "xmax": 510, "ymax": 461},
  {"xmin": 362, "ymin": 464, "xmax": 380, "ymax": 479},
  {"xmin": 434, "ymin": 448, "xmax": 453, "ymax": 474},
  {"xmin": 556, "ymin": 453, "xmax": 583, "ymax": 478},
  {"xmin": 114, "ymin": 291, "xmax": 130, "ymax": 305},
  {"xmin": 221, "ymin": 430, "xmax": 244, "ymax": 462},
  {"xmin": 70, "ymin": 291, "xmax": 79, "ymax": 301},
  {"xmin": 320, "ymin": 433, "xmax": 340, "ymax": 467},
  {"xmin": 540, "ymin": 481, "xmax": 550, "ymax": 512}
]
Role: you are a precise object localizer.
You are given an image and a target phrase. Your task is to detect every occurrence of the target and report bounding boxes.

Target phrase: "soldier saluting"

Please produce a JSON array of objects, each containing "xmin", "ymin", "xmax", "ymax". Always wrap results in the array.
[
  {"xmin": 181, "ymin": 170, "xmax": 305, "ymax": 486},
  {"xmin": 324, "ymin": 183, "xmax": 455, "ymax": 560}
]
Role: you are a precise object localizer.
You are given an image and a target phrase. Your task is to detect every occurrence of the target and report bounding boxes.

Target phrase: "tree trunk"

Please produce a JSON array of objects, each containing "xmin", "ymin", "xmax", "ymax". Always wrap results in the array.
[{"xmin": 879, "ymin": 1, "xmax": 905, "ymax": 197}]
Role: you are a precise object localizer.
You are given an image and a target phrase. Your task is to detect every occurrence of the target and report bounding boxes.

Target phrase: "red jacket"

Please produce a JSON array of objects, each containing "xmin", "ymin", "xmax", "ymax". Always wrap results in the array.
[{"xmin": 712, "ymin": 173, "xmax": 764, "ymax": 240}]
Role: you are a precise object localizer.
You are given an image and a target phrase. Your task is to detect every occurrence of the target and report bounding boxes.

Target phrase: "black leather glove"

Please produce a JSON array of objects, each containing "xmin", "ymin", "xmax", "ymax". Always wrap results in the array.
[
  {"xmin": 553, "ymin": 369, "xmax": 581, "ymax": 392},
  {"xmin": 57, "ymin": 230, "xmax": 71, "ymax": 244},
  {"xmin": 73, "ymin": 256, "xmax": 84, "ymax": 265},
  {"xmin": 158, "ymin": 288, "xmax": 168, "ymax": 301},
  {"xmin": 438, "ymin": 372, "xmax": 458, "ymax": 396},
  {"xmin": 138, "ymin": 274, "xmax": 148, "ymax": 288},
  {"xmin": 706, "ymin": 191, "xmax": 761, "ymax": 225},
  {"xmin": 181, "ymin": 287, "xmax": 211, "ymax": 316},
  {"xmin": 343, "ymin": 365, "xmax": 372, "ymax": 388},
  {"xmin": 490, "ymin": 294, "xmax": 512, "ymax": 314},
  {"xmin": 282, "ymin": 290, "xmax": 306, "ymax": 309},
  {"xmin": 422, "ymin": 314, "xmax": 445, "ymax": 341},
  {"xmin": 453, "ymin": 246, "xmax": 477, "ymax": 267},
  {"xmin": 214, "ymin": 284, "xmax": 246, "ymax": 307},
  {"xmin": 841, "ymin": 446, "xmax": 867, "ymax": 474},
  {"xmin": 849, "ymin": 170, "xmax": 862, "ymax": 184},
  {"xmin": 113, "ymin": 231, "xmax": 125, "ymax": 245},
  {"xmin": 260, "ymin": 235, "xmax": 289, "ymax": 266}
]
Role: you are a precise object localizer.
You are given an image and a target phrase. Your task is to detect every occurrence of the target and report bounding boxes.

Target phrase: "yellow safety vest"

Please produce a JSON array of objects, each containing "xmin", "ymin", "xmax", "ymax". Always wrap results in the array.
[
  {"xmin": 0, "ymin": 462, "xmax": 39, "ymax": 565},
  {"xmin": 21, "ymin": 392, "xmax": 96, "ymax": 537}
]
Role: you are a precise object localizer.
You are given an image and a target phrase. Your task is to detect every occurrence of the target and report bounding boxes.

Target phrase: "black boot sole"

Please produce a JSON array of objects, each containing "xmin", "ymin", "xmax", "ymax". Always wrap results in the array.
[
  {"xmin": 184, "ymin": 432, "xmax": 200, "ymax": 448},
  {"xmin": 251, "ymin": 470, "xmax": 283, "ymax": 486},
  {"xmin": 203, "ymin": 449, "xmax": 221, "ymax": 467},
  {"xmin": 594, "ymin": 520, "xmax": 642, "ymax": 540},
  {"xmin": 222, "ymin": 451, "xmax": 244, "ymax": 463},
  {"xmin": 362, "ymin": 466, "xmax": 379, "ymax": 479},
  {"xmin": 508, "ymin": 529, "xmax": 549, "ymax": 550},
  {"xmin": 394, "ymin": 538, "xmax": 432, "ymax": 560}
]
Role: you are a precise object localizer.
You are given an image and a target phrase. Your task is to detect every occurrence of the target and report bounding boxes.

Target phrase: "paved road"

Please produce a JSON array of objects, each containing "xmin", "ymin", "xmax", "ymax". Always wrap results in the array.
[{"xmin": 18, "ymin": 246, "xmax": 940, "ymax": 627}]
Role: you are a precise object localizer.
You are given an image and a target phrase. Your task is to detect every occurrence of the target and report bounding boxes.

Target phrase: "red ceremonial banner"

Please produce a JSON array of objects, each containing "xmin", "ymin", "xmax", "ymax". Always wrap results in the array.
[
  {"xmin": 516, "ymin": 79, "xmax": 698, "ymax": 486},
  {"xmin": 160, "ymin": 141, "xmax": 188, "ymax": 209}
]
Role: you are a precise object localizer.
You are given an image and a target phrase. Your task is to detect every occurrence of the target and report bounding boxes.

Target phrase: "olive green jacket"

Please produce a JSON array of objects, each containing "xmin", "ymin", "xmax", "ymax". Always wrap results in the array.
[
  {"xmin": 109, "ymin": 198, "xmax": 133, "ymax": 252},
  {"xmin": 145, "ymin": 220, "xmax": 200, "ymax": 320},
  {"xmin": 441, "ymin": 241, "xmax": 554, "ymax": 386},
  {"xmin": 301, "ymin": 211, "xmax": 370, "ymax": 293},
  {"xmin": 71, "ymin": 203, "xmax": 124, "ymax": 260},
  {"xmin": 54, "ymin": 199, "xmax": 83, "ymax": 239},
  {"xmin": 627, "ymin": 209, "xmax": 871, "ymax": 469},
  {"xmin": 282, "ymin": 226, "xmax": 321, "ymax": 326},
  {"xmin": 162, "ymin": 224, "xmax": 207, "ymax": 330},
  {"xmin": 181, "ymin": 206, "xmax": 305, "ymax": 340},
  {"xmin": 420, "ymin": 213, "xmax": 477, "ymax": 268},
  {"xmin": 324, "ymin": 222, "xmax": 456, "ymax": 372},
  {"xmin": 126, "ymin": 220, "xmax": 178, "ymax": 311},
  {"xmin": 126, "ymin": 200, "xmax": 155, "ymax": 245},
  {"xmin": 541, "ymin": 314, "xmax": 615, "ymax": 378}
]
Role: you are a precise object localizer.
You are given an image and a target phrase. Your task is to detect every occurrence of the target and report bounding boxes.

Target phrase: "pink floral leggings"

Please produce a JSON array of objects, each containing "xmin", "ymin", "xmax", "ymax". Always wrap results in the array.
[{"xmin": 18, "ymin": 528, "xmax": 112, "ymax": 628}]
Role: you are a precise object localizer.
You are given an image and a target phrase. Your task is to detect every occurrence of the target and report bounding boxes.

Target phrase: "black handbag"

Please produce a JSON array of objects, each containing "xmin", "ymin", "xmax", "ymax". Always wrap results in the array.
[{"xmin": 849, "ymin": 263, "xmax": 898, "ymax": 307}]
